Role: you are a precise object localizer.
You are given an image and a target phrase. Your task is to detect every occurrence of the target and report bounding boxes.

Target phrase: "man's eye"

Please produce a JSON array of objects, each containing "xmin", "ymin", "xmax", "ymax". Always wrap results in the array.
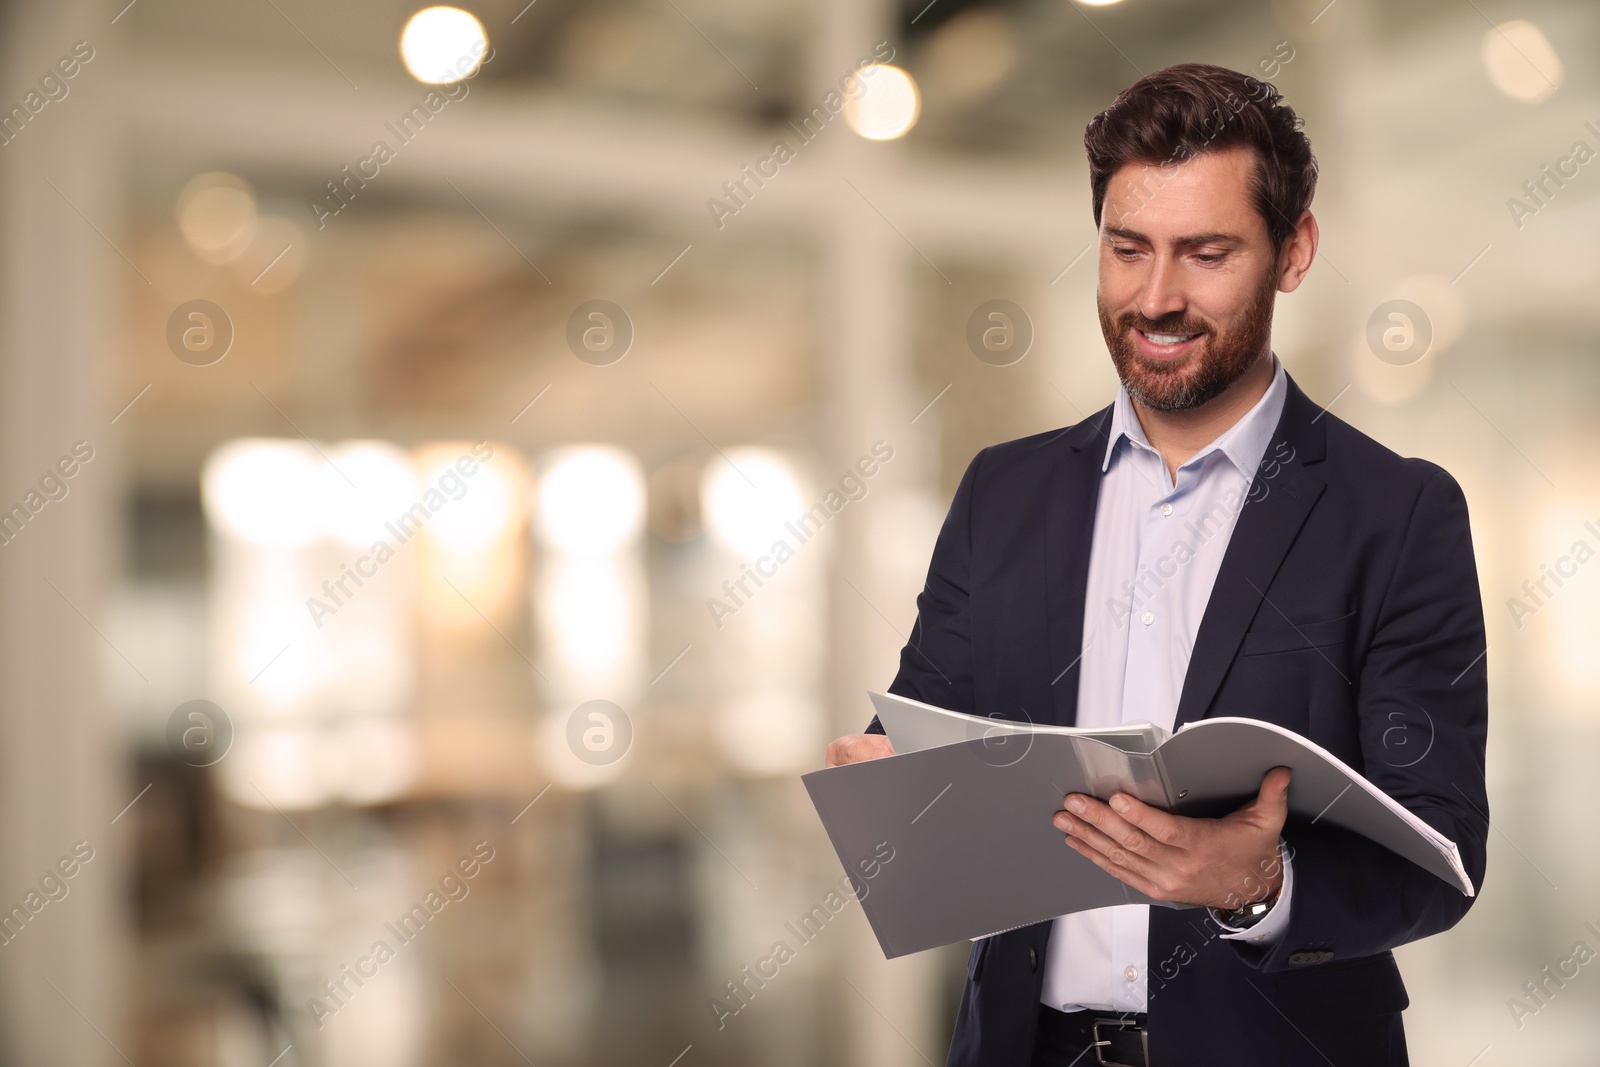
[
  {"xmin": 1113, "ymin": 247, "xmax": 1139, "ymax": 259},
  {"xmin": 1194, "ymin": 253, "xmax": 1225, "ymax": 265}
]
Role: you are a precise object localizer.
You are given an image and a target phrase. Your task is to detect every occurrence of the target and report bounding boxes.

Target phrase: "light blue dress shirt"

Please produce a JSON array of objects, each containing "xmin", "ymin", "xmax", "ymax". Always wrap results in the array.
[{"xmin": 1040, "ymin": 352, "xmax": 1294, "ymax": 1014}]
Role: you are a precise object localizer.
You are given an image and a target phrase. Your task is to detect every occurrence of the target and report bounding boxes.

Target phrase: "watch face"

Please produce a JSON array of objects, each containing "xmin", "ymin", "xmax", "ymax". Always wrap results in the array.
[{"xmin": 1210, "ymin": 901, "xmax": 1268, "ymax": 929}]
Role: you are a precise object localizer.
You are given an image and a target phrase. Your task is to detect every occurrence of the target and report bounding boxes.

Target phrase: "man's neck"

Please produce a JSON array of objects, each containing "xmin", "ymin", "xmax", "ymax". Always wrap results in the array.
[{"xmin": 1130, "ymin": 351, "xmax": 1276, "ymax": 482}]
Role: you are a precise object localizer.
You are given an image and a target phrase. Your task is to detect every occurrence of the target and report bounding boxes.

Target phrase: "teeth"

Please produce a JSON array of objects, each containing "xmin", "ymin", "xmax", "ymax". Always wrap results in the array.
[{"xmin": 1140, "ymin": 330, "xmax": 1196, "ymax": 346}]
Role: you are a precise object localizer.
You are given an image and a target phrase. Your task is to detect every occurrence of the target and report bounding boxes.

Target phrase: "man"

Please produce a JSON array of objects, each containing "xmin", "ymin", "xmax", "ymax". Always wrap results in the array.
[{"xmin": 825, "ymin": 63, "xmax": 1488, "ymax": 1066}]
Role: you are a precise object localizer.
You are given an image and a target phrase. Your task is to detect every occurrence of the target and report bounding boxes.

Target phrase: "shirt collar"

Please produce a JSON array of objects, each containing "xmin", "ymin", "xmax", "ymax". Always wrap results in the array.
[{"xmin": 1100, "ymin": 351, "xmax": 1288, "ymax": 479}]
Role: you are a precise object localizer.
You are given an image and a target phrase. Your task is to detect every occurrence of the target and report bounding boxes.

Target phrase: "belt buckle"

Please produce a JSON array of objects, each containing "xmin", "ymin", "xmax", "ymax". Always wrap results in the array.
[{"xmin": 1091, "ymin": 1016, "xmax": 1148, "ymax": 1067}]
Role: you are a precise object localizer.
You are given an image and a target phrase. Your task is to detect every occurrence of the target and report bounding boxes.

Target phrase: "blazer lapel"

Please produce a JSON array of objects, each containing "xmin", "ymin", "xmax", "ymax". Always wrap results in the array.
[
  {"xmin": 1172, "ymin": 373, "xmax": 1328, "ymax": 730},
  {"xmin": 1044, "ymin": 406, "xmax": 1114, "ymax": 728}
]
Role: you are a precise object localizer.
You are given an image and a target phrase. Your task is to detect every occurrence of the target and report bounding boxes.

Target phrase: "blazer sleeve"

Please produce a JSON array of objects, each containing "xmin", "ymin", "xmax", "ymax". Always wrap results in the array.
[
  {"xmin": 1229, "ymin": 465, "xmax": 1491, "ymax": 972},
  {"xmin": 865, "ymin": 448, "xmax": 985, "ymax": 734}
]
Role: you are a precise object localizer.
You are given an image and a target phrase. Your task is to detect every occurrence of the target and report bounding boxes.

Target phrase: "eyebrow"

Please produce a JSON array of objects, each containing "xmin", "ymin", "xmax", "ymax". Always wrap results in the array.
[{"xmin": 1102, "ymin": 226, "xmax": 1244, "ymax": 247}]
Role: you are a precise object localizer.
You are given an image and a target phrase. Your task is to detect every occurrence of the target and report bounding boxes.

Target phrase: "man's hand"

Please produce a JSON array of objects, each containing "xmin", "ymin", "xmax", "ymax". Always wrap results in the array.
[
  {"xmin": 825, "ymin": 733, "xmax": 896, "ymax": 768},
  {"xmin": 1052, "ymin": 766, "xmax": 1292, "ymax": 909}
]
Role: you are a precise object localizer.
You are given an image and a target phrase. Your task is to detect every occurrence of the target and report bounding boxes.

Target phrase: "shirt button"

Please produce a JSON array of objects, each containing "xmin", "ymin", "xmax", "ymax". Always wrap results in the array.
[
  {"xmin": 1140, "ymin": 611, "xmax": 1154, "ymax": 626},
  {"xmin": 1160, "ymin": 503, "xmax": 1173, "ymax": 516},
  {"xmin": 1124, "ymin": 965, "xmax": 1138, "ymax": 982}
]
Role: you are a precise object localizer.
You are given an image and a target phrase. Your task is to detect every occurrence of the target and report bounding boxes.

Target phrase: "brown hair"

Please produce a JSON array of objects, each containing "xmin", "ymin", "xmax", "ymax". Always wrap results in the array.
[{"xmin": 1083, "ymin": 63, "xmax": 1317, "ymax": 256}]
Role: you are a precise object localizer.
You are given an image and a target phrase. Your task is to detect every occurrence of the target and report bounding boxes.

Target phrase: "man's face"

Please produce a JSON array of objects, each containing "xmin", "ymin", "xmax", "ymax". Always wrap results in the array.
[{"xmin": 1095, "ymin": 145, "xmax": 1281, "ymax": 412}]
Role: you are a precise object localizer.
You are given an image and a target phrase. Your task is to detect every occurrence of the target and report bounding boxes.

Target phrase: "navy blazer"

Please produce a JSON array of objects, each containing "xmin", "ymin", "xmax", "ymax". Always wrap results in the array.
[{"xmin": 868, "ymin": 372, "xmax": 1489, "ymax": 1067}]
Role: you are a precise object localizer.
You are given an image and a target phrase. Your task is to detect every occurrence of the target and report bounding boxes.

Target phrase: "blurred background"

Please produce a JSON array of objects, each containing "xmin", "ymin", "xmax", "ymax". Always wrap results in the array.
[{"xmin": 0, "ymin": 0, "xmax": 1595, "ymax": 1063}]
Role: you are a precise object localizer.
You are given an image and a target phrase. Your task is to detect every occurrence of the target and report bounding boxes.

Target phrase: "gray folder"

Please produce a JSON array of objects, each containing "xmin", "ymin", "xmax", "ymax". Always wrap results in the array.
[{"xmin": 802, "ymin": 691, "xmax": 1473, "ymax": 959}]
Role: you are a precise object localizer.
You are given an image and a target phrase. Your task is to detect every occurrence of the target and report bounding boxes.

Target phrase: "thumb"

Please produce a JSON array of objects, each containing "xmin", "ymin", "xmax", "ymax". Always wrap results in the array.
[
  {"xmin": 1258, "ymin": 766, "xmax": 1292, "ymax": 811},
  {"xmin": 1227, "ymin": 766, "xmax": 1291, "ymax": 827}
]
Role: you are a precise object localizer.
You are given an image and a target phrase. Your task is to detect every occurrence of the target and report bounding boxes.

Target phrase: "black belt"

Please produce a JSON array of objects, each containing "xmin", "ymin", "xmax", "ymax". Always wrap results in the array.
[{"xmin": 1037, "ymin": 1005, "xmax": 1149, "ymax": 1067}]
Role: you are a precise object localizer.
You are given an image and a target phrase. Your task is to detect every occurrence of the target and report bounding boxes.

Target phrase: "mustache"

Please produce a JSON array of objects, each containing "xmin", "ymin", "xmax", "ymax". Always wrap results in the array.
[{"xmin": 1119, "ymin": 313, "xmax": 1210, "ymax": 336}]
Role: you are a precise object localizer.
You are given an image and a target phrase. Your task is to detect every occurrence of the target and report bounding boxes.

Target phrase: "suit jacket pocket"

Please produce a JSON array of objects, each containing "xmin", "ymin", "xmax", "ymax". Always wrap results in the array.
[
  {"xmin": 1241, "ymin": 610, "xmax": 1355, "ymax": 656},
  {"xmin": 1260, "ymin": 950, "xmax": 1409, "ymax": 1019}
]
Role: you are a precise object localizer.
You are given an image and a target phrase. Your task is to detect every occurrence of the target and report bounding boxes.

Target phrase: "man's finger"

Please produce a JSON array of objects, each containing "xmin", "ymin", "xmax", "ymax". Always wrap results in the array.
[
  {"xmin": 1056, "ymin": 797, "xmax": 1167, "ymax": 871},
  {"xmin": 824, "ymin": 734, "xmax": 895, "ymax": 768},
  {"xmin": 1062, "ymin": 835, "xmax": 1161, "ymax": 899},
  {"xmin": 1105, "ymin": 791, "xmax": 1188, "ymax": 847},
  {"xmin": 1257, "ymin": 766, "xmax": 1292, "ymax": 807},
  {"xmin": 1063, "ymin": 794, "xmax": 1178, "ymax": 854}
]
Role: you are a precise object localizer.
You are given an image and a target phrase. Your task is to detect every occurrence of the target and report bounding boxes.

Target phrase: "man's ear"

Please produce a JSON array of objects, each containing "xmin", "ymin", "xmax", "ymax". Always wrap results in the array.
[{"xmin": 1277, "ymin": 210, "xmax": 1318, "ymax": 294}]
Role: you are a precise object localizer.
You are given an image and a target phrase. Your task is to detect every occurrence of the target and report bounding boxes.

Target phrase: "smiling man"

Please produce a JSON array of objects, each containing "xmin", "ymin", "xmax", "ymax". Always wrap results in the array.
[{"xmin": 825, "ymin": 64, "xmax": 1488, "ymax": 1066}]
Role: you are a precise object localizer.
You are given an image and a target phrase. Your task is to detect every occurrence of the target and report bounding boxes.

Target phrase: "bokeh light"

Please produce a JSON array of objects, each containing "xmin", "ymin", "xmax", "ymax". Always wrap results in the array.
[
  {"xmin": 535, "ymin": 447, "xmax": 646, "ymax": 555},
  {"xmin": 844, "ymin": 65, "xmax": 922, "ymax": 141},
  {"xmin": 1483, "ymin": 20, "xmax": 1563, "ymax": 104},
  {"xmin": 322, "ymin": 442, "xmax": 421, "ymax": 549},
  {"xmin": 202, "ymin": 439, "xmax": 325, "ymax": 548},
  {"xmin": 399, "ymin": 6, "xmax": 489, "ymax": 84},
  {"xmin": 701, "ymin": 448, "xmax": 806, "ymax": 560},
  {"xmin": 176, "ymin": 172, "xmax": 258, "ymax": 265}
]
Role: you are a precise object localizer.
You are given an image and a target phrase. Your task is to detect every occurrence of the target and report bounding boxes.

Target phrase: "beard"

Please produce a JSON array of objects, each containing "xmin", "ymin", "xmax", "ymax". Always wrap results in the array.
[{"xmin": 1097, "ymin": 267, "xmax": 1277, "ymax": 412}]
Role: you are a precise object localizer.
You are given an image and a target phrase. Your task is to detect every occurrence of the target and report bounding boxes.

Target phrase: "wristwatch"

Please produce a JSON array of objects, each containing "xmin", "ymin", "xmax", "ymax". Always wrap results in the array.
[{"xmin": 1209, "ymin": 885, "xmax": 1280, "ymax": 929}]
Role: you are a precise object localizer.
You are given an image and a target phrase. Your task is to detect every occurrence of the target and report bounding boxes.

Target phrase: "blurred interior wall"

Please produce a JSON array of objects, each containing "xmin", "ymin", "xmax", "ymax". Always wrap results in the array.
[
  {"xmin": 0, "ymin": 0, "xmax": 127, "ymax": 1063},
  {"xmin": 809, "ymin": 0, "xmax": 948, "ymax": 1059}
]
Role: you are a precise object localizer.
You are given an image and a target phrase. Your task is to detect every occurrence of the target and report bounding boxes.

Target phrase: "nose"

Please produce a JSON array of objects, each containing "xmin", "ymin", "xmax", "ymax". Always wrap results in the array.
[{"xmin": 1138, "ymin": 254, "xmax": 1186, "ymax": 323}]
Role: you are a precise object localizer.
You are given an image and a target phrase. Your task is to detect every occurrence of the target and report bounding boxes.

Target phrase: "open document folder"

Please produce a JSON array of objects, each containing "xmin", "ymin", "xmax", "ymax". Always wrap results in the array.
[{"xmin": 801, "ymin": 691, "xmax": 1474, "ymax": 959}]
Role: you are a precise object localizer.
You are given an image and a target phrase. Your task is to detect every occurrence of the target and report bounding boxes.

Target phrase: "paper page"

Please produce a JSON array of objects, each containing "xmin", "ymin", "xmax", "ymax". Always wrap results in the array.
[
  {"xmin": 1165, "ymin": 717, "xmax": 1473, "ymax": 896},
  {"xmin": 869, "ymin": 690, "xmax": 1166, "ymax": 756}
]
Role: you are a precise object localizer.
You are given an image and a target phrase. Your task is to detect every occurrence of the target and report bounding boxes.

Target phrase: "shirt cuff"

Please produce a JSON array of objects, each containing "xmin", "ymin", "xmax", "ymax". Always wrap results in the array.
[{"xmin": 1215, "ymin": 836, "xmax": 1293, "ymax": 945}]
